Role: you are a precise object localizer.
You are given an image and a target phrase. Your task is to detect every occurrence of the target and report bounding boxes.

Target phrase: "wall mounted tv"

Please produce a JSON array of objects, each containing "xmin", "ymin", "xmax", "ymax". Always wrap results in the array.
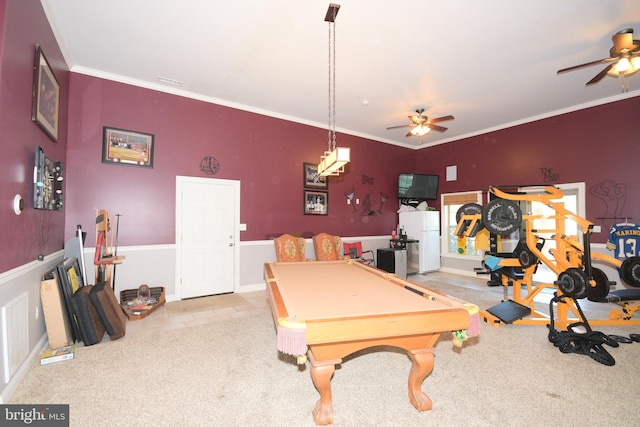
[{"xmin": 398, "ymin": 173, "xmax": 439, "ymax": 200}]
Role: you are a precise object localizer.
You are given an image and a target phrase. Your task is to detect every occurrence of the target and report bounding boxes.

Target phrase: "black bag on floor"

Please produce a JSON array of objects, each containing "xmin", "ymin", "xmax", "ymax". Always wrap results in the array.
[{"xmin": 70, "ymin": 285, "xmax": 105, "ymax": 346}]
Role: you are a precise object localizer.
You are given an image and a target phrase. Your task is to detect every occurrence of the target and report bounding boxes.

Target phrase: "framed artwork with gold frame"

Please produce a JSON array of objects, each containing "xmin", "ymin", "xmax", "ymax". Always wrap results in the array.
[{"xmin": 32, "ymin": 45, "xmax": 60, "ymax": 142}]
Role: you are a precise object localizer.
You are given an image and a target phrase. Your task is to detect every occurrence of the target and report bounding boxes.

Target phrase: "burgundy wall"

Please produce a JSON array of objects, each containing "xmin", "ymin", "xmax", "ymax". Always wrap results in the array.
[
  {"xmin": 65, "ymin": 74, "xmax": 415, "ymax": 246},
  {"xmin": 0, "ymin": 0, "xmax": 68, "ymax": 272},
  {"xmin": 2, "ymin": 0, "xmax": 638, "ymax": 274},
  {"xmin": 415, "ymin": 96, "xmax": 640, "ymax": 244}
]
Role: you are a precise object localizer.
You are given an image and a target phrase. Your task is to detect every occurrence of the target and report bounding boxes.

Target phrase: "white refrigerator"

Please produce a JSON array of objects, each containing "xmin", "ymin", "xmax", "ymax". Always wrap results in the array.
[{"xmin": 398, "ymin": 210, "xmax": 440, "ymax": 273}]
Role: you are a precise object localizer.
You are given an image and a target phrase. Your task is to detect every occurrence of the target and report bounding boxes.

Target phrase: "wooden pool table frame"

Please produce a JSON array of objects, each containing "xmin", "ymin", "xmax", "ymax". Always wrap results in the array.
[{"xmin": 264, "ymin": 260, "xmax": 471, "ymax": 425}]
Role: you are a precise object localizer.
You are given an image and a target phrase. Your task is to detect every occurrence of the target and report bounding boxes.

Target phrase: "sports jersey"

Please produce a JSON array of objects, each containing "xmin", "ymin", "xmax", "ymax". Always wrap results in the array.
[{"xmin": 606, "ymin": 223, "xmax": 640, "ymax": 260}]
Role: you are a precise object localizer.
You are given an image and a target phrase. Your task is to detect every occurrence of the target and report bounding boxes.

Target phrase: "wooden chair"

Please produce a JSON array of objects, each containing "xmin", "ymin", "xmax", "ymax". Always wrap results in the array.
[
  {"xmin": 312, "ymin": 233, "xmax": 351, "ymax": 261},
  {"xmin": 273, "ymin": 234, "xmax": 308, "ymax": 262}
]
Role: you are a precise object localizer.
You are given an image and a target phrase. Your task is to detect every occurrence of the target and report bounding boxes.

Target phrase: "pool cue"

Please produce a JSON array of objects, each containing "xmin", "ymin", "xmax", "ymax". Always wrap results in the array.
[{"xmin": 111, "ymin": 214, "xmax": 121, "ymax": 289}]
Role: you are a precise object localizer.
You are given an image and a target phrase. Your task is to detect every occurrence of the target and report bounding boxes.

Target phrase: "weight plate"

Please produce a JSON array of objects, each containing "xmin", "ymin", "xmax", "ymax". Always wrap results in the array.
[
  {"xmin": 482, "ymin": 199, "xmax": 522, "ymax": 236},
  {"xmin": 620, "ymin": 257, "xmax": 640, "ymax": 288},
  {"xmin": 517, "ymin": 246, "xmax": 537, "ymax": 268},
  {"xmin": 456, "ymin": 203, "xmax": 484, "ymax": 223},
  {"xmin": 587, "ymin": 267, "xmax": 610, "ymax": 302},
  {"xmin": 556, "ymin": 268, "xmax": 588, "ymax": 299},
  {"xmin": 455, "ymin": 203, "xmax": 485, "ymax": 237}
]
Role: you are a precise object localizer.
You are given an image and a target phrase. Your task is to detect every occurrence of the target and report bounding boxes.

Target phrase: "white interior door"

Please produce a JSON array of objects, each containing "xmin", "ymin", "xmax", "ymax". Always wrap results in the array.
[{"xmin": 176, "ymin": 176, "xmax": 239, "ymax": 299}]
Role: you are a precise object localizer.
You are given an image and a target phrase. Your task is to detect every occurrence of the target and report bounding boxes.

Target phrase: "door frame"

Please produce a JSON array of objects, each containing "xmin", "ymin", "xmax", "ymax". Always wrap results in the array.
[{"xmin": 175, "ymin": 175, "xmax": 241, "ymax": 299}]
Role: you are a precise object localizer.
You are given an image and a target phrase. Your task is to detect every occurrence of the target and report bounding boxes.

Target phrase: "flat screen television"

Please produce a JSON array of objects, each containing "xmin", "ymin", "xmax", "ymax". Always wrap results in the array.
[{"xmin": 398, "ymin": 173, "xmax": 439, "ymax": 200}]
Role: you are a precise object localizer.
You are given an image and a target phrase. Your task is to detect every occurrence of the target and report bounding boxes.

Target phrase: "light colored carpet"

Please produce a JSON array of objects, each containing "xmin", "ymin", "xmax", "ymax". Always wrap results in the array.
[{"xmin": 9, "ymin": 280, "xmax": 640, "ymax": 426}]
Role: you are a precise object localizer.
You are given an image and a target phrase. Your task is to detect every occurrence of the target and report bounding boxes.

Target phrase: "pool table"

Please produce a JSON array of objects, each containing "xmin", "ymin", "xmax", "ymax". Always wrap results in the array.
[{"xmin": 264, "ymin": 260, "xmax": 478, "ymax": 425}]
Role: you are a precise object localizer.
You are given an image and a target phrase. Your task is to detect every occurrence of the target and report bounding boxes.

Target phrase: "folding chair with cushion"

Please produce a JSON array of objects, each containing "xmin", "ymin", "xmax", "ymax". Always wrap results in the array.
[
  {"xmin": 312, "ymin": 233, "xmax": 351, "ymax": 261},
  {"xmin": 273, "ymin": 234, "xmax": 308, "ymax": 262},
  {"xmin": 343, "ymin": 241, "xmax": 375, "ymax": 266}
]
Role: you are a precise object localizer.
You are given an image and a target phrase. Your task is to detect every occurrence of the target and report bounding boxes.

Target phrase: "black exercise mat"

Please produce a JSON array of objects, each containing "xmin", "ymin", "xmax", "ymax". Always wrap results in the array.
[{"xmin": 486, "ymin": 300, "xmax": 531, "ymax": 324}]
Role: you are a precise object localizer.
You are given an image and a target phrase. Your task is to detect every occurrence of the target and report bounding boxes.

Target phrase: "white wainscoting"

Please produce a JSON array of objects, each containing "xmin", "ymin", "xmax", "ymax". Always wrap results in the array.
[
  {"xmin": 0, "ymin": 252, "xmax": 63, "ymax": 403},
  {"xmin": 81, "ymin": 244, "xmax": 176, "ymax": 302},
  {"xmin": 81, "ymin": 236, "xmax": 391, "ymax": 300}
]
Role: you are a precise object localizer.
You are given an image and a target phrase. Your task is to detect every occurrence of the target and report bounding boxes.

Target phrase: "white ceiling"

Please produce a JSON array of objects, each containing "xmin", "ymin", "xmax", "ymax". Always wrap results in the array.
[{"xmin": 41, "ymin": 0, "xmax": 640, "ymax": 149}]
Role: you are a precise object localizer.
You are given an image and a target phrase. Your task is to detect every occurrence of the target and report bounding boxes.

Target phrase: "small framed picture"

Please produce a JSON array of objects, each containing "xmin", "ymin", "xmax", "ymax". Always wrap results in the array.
[
  {"xmin": 32, "ymin": 46, "xmax": 60, "ymax": 142},
  {"xmin": 303, "ymin": 162, "xmax": 328, "ymax": 189},
  {"xmin": 102, "ymin": 126, "xmax": 155, "ymax": 168},
  {"xmin": 304, "ymin": 190, "xmax": 328, "ymax": 216}
]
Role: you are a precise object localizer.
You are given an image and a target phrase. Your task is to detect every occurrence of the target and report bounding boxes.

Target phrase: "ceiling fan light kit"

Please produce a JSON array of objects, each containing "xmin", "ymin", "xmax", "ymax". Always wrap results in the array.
[
  {"xmin": 410, "ymin": 125, "xmax": 430, "ymax": 137},
  {"xmin": 557, "ymin": 28, "xmax": 640, "ymax": 91},
  {"xmin": 317, "ymin": 3, "xmax": 350, "ymax": 177},
  {"xmin": 386, "ymin": 108, "xmax": 454, "ymax": 138}
]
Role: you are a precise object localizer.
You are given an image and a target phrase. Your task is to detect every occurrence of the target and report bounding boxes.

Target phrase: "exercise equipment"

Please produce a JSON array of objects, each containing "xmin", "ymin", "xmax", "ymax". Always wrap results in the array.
[
  {"xmin": 456, "ymin": 203, "xmax": 484, "ymax": 237},
  {"xmin": 546, "ymin": 293, "xmax": 619, "ymax": 366},
  {"xmin": 455, "ymin": 186, "xmax": 640, "ymax": 329},
  {"xmin": 482, "ymin": 198, "xmax": 522, "ymax": 236}
]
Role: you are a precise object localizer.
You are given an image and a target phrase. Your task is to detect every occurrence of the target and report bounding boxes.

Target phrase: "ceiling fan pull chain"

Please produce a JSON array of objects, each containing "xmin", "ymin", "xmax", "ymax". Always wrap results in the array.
[{"xmin": 622, "ymin": 74, "xmax": 629, "ymax": 92}]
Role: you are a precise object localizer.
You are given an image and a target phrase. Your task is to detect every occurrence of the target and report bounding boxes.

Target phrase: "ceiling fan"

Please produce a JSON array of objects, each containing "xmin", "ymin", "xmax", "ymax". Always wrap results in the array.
[
  {"xmin": 557, "ymin": 28, "xmax": 640, "ymax": 86},
  {"xmin": 386, "ymin": 108, "xmax": 454, "ymax": 137}
]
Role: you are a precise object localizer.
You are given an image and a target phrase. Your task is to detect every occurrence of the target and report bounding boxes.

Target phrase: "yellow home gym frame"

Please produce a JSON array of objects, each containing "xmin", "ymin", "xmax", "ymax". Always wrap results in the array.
[{"xmin": 454, "ymin": 186, "xmax": 640, "ymax": 329}]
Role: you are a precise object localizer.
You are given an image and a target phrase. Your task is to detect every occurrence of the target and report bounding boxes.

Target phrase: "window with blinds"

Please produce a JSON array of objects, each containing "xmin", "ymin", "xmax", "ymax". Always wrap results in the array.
[{"xmin": 441, "ymin": 191, "xmax": 484, "ymax": 257}]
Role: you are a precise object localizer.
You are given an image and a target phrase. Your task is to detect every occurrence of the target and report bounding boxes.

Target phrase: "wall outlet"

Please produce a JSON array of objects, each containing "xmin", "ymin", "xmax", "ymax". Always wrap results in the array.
[
  {"xmin": 593, "ymin": 225, "xmax": 601, "ymax": 233},
  {"xmin": 35, "ymin": 306, "xmax": 39, "ymax": 320}
]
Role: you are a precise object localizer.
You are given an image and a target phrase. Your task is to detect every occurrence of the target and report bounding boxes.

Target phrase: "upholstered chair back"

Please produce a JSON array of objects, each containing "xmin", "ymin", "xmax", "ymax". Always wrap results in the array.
[
  {"xmin": 274, "ymin": 234, "xmax": 307, "ymax": 262},
  {"xmin": 312, "ymin": 233, "xmax": 349, "ymax": 261}
]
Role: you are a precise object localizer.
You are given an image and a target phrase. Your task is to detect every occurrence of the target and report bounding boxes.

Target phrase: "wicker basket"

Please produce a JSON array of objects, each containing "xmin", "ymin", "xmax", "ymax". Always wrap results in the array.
[{"xmin": 120, "ymin": 286, "xmax": 166, "ymax": 321}]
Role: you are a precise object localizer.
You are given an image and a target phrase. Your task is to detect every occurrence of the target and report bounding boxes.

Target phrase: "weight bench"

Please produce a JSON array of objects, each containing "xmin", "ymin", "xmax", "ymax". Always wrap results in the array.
[
  {"xmin": 596, "ymin": 289, "xmax": 640, "ymax": 321},
  {"xmin": 597, "ymin": 289, "xmax": 640, "ymax": 303}
]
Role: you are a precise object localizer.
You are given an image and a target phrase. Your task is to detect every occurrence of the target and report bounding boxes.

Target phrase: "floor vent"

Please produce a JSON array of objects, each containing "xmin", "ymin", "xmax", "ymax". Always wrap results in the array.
[{"xmin": 2, "ymin": 292, "xmax": 29, "ymax": 384}]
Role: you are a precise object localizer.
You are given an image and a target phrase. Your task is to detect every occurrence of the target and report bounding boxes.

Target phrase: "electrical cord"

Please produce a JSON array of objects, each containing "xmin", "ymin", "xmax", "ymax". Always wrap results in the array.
[{"xmin": 547, "ymin": 293, "xmax": 619, "ymax": 366}]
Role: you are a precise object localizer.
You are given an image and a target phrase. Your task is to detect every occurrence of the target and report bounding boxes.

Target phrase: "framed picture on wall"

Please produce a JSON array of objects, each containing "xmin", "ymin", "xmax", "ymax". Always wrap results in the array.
[
  {"xmin": 303, "ymin": 162, "xmax": 328, "ymax": 189},
  {"xmin": 102, "ymin": 126, "xmax": 155, "ymax": 168},
  {"xmin": 31, "ymin": 45, "xmax": 60, "ymax": 143},
  {"xmin": 304, "ymin": 190, "xmax": 328, "ymax": 216}
]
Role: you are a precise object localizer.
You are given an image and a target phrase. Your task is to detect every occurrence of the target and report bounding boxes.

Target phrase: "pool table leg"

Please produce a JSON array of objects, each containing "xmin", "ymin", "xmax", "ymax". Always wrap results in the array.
[
  {"xmin": 407, "ymin": 348, "xmax": 435, "ymax": 411},
  {"xmin": 308, "ymin": 351, "xmax": 342, "ymax": 425}
]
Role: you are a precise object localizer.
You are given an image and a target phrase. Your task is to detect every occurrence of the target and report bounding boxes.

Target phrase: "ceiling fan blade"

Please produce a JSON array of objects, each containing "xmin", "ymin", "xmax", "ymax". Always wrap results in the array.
[
  {"xmin": 405, "ymin": 131, "xmax": 414, "ymax": 138},
  {"xmin": 430, "ymin": 115, "xmax": 454, "ymax": 123},
  {"xmin": 428, "ymin": 124, "xmax": 448, "ymax": 132},
  {"xmin": 386, "ymin": 124, "xmax": 415, "ymax": 130},
  {"xmin": 586, "ymin": 63, "xmax": 614, "ymax": 85},
  {"xmin": 557, "ymin": 57, "xmax": 614, "ymax": 74}
]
